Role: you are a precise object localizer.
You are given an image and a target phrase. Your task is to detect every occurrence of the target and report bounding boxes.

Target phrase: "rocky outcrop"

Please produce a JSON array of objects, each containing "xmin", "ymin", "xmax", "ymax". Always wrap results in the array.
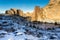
[
  {"xmin": 17, "ymin": 9, "xmax": 23, "ymax": 16},
  {"xmin": 11, "ymin": 8, "xmax": 17, "ymax": 14},
  {"xmin": 5, "ymin": 0, "xmax": 60, "ymax": 23},
  {"xmin": 5, "ymin": 10, "xmax": 14, "ymax": 15},
  {"xmin": 5, "ymin": 8, "xmax": 24, "ymax": 16},
  {"xmin": 43, "ymin": 0, "xmax": 60, "ymax": 23},
  {"xmin": 30, "ymin": 6, "xmax": 43, "ymax": 21},
  {"xmin": 26, "ymin": 0, "xmax": 60, "ymax": 23}
]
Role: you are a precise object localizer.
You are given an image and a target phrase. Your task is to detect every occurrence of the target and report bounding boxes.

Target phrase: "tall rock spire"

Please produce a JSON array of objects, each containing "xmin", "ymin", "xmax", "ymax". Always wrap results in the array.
[
  {"xmin": 31, "ymin": 6, "xmax": 43, "ymax": 21},
  {"xmin": 34, "ymin": 6, "xmax": 40, "ymax": 21}
]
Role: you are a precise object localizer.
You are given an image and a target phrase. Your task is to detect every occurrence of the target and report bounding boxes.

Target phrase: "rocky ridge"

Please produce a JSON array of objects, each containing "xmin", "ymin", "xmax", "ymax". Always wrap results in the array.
[{"xmin": 5, "ymin": 0, "xmax": 60, "ymax": 24}]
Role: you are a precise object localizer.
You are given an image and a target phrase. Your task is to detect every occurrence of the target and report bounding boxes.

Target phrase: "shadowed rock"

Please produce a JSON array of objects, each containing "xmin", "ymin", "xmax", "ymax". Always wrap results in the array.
[{"xmin": 10, "ymin": 8, "xmax": 17, "ymax": 14}]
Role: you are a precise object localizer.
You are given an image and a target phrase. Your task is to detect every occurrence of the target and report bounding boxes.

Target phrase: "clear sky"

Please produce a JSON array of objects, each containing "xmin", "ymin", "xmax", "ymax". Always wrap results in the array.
[{"xmin": 0, "ymin": 0, "xmax": 50, "ymax": 13}]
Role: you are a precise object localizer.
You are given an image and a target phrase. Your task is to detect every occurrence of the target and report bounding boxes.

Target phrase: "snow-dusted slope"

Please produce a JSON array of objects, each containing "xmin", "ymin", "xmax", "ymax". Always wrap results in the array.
[{"xmin": 0, "ymin": 15, "xmax": 60, "ymax": 40}]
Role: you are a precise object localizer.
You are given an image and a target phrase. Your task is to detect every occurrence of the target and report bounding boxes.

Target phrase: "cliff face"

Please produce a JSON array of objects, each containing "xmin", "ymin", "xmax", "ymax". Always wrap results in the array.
[
  {"xmin": 5, "ymin": 0, "xmax": 60, "ymax": 23},
  {"xmin": 31, "ymin": 6, "xmax": 43, "ymax": 21},
  {"xmin": 43, "ymin": 0, "xmax": 60, "ymax": 23},
  {"xmin": 24, "ymin": 6, "xmax": 43, "ymax": 21}
]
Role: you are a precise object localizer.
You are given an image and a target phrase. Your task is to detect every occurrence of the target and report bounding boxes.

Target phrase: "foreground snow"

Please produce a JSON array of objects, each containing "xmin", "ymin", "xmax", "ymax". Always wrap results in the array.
[
  {"xmin": 0, "ymin": 15, "xmax": 60, "ymax": 40},
  {"xmin": 0, "ymin": 23, "xmax": 60, "ymax": 40}
]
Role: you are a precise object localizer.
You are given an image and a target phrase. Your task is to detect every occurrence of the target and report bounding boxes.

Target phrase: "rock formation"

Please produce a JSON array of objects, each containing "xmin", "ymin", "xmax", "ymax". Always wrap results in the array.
[
  {"xmin": 5, "ymin": 10, "xmax": 14, "ymax": 15},
  {"xmin": 10, "ymin": 8, "xmax": 17, "ymax": 14},
  {"xmin": 43, "ymin": 0, "xmax": 60, "ymax": 23},
  {"xmin": 31, "ymin": 6, "xmax": 43, "ymax": 21},
  {"xmin": 5, "ymin": 8, "xmax": 24, "ymax": 16},
  {"xmin": 17, "ymin": 9, "xmax": 23, "ymax": 16},
  {"xmin": 5, "ymin": 0, "xmax": 60, "ymax": 23}
]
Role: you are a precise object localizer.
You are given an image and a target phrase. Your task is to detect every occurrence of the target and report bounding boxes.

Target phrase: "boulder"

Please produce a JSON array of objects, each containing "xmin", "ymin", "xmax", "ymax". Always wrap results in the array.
[
  {"xmin": 5, "ymin": 10, "xmax": 14, "ymax": 15},
  {"xmin": 10, "ymin": 8, "xmax": 17, "ymax": 15},
  {"xmin": 17, "ymin": 9, "xmax": 23, "ymax": 16}
]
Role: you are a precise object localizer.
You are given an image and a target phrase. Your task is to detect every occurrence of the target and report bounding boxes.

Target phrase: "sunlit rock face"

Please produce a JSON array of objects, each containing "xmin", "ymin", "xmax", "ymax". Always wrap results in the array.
[
  {"xmin": 30, "ymin": 6, "xmax": 43, "ymax": 21},
  {"xmin": 5, "ymin": 10, "xmax": 14, "ymax": 15},
  {"xmin": 35, "ymin": 6, "xmax": 43, "ymax": 21},
  {"xmin": 10, "ymin": 8, "xmax": 17, "ymax": 14},
  {"xmin": 5, "ymin": 0, "xmax": 60, "ymax": 23},
  {"xmin": 17, "ymin": 9, "xmax": 23, "ymax": 16},
  {"xmin": 5, "ymin": 9, "xmax": 24, "ymax": 16},
  {"xmin": 5, "ymin": 8, "xmax": 17, "ymax": 15},
  {"xmin": 43, "ymin": 0, "xmax": 60, "ymax": 23},
  {"xmin": 24, "ymin": 6, "xmax": 43, "ymax": 21},
  {"xmin": 27, "ymin": 0, "xmax": 60, "ymax": 23}
]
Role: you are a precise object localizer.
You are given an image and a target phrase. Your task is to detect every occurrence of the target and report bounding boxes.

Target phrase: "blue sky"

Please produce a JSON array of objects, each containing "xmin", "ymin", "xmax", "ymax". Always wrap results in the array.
[{"xmin": 0, "ymin": 0, "xmax": 49, "ymax": 13}]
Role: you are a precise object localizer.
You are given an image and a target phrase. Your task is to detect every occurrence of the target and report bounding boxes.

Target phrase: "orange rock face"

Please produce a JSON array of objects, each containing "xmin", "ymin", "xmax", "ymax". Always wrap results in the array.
[
  {"xmin": 5, "ymin": 9, "xmax": 24, "ymax": 16},
  {"xmin": 24, "ymin": 6, "xmax": 43, "ymax": 21},
  {"xmin": 31, "ymin": 6, "xmax": 43, "ymax": 21},
  {"xmin": 43, "ymin": 0, "xmax": 60, "ymax": 23},
  {"xmin": 17, "ymin": 9, "xmax": 23, "ymax": 16},
  {"xmin": 25, "ymin": 0, "xmax": 60, "ymax": 23},
  {"xmin": 5, "ymin": 0, "xmax": 60, "ymax": 23},
  {"xmin": 5, "ymin": 10, "xmax": 14, "ymax": 15}
]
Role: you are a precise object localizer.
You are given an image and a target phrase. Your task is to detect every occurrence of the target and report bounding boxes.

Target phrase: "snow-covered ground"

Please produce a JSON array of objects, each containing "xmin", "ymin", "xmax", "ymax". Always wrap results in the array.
[{"xmin": 0, "ymin": 15, "xmax": 60, "ymax": 40}]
